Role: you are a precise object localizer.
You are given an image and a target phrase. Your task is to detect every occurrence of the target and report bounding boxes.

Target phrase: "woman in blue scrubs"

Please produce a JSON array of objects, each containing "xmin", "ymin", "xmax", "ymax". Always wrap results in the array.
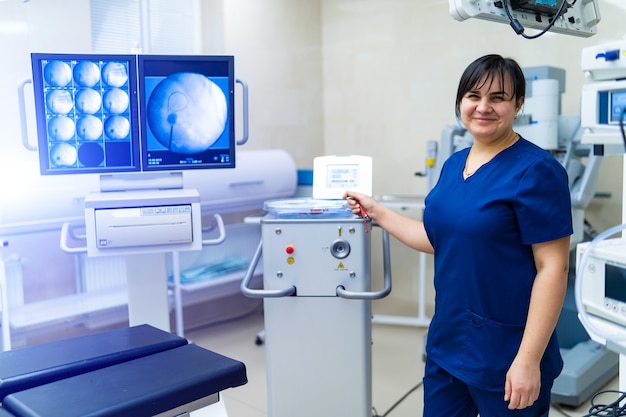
[{"xmin": 344, "ymin": 54, "xmax": 572, "ymax": 416}]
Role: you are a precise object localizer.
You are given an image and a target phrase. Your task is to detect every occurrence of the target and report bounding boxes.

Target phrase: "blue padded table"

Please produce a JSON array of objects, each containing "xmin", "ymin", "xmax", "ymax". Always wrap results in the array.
[
  {"xmin": 0, "ymin": 324, "xmax": 186, "ymax": 401},
  {"xmin": 0, "ymin": 325, "xmax": 247, "ymax": 417}
]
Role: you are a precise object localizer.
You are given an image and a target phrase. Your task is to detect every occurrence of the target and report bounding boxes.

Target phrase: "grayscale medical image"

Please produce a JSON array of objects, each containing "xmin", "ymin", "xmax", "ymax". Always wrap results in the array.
[
  {"xmin": 102, "ymin": 88, "xmax": 129, "ymax": 114},
  {"xmin": 104, "ymin": 115, "xmax": 130, "ymax": 140},
  {"xmin": 146, "ymin": 72, "xmax": 227, "ymax": 154},
  {"xmin": 76, "ymin": 114, "xmax": 103, "ymax": 140},
  {"xmin": 73, "ymin": 61, "xmax": 101, "ymax": 87},
  {"xmin": 49, "ymin": 142, "xmax": 77, "ymax": 167},
  {"xmin": 43, "ymin": 60, "xmax": 72, "ymax": 87},
  {"xmin": 46, "ymin": 89, "xmax": 74, "ymax": 114},
  {"xmin": 75, "ymin": 88, "xmax": 102, "ymax": 114},
  {"xmin": 47, "ymin": 115, "xmax": 75, "ymax": 141},
  {"xmin": 101, "ymin": 62, "xmax": 129, "ymax": 88}
]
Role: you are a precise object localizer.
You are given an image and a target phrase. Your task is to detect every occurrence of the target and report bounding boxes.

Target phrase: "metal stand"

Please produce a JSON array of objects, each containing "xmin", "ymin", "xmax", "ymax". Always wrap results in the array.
[{"xmin": 373, "ymin": 196, "xmax": 431, "ymax": 328}]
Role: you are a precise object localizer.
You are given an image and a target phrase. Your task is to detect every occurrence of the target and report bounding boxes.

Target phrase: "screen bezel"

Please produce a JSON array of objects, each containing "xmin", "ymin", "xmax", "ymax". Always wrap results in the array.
[
  {"xmin": 31, "ymin": 53, "xmax": 141, "ymax": 175},
  {"xmin": 137, "ymin": 54, "xmax": 236, "ymax": 172}
]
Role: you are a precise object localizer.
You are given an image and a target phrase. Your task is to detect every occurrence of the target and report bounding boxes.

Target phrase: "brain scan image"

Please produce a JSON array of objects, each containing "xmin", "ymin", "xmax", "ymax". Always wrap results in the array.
[
  {"xmin": 49, "ymin": 142, "xmax": 77, "ymax": 167},
  {"xmin": 146, "ymin": 72, "xmax": 227, "ymax": 154},
  {"xmin": 43, "ymin": 61, "xmax": 72, "ymax": 87},
  {"xmin": 102, "ymin": 62, "xmax": 129, "ymax": 88},
  {"xmin": 76, "ymin": 115, "xmax": 103, "ymax": 141},
  {"xmin": 47, "ymin": 115, "xmax": 75, "ymax": 141},
  {"xmin": 104, "ymin": 115, "xmax": 130, "ymax": 140},
  {"xmin": 78, "ymin": 142, "xmax": 105, "ymax": 167},
  {"xmin": 103, "ymin": 88, "xmax": 129, "ymax": 114},
  {"xmin": 75, "ymin": 88, "xmax": 102, "ymax": 114},
  {"xmin": 46, "ymin": 89, "xmax": 74, "ymax": 114},
  {"xmin": 73, "ymin": 61, "xmax": 101, "ymax": 88}
]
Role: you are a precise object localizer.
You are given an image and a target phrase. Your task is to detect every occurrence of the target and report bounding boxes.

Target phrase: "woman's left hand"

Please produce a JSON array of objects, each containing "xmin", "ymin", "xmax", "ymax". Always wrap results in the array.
[{"xmin": 504, "ymin": 356, "xmax": 541, "ymax": 409}]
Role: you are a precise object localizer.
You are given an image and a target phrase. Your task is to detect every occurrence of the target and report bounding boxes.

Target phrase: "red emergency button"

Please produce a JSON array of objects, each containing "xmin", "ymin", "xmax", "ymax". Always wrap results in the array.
[{"xmin": 285, "ymin": 245, "xmax": 295, "ymax": 254}]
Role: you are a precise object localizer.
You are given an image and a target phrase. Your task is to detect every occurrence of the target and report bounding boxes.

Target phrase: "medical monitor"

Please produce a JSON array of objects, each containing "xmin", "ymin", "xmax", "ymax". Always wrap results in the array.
[
  {"xmin": 138, "ymin": 55, "xmax": 235, "ymax": 172},
  {"xmin": 31, "ymin": 53, "xmax": 140, "ymax": 175}
]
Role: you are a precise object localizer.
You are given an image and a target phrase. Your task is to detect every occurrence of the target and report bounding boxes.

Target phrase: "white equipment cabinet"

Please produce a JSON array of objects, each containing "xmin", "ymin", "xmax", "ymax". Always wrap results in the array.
[{"xmin": 242, "ymin": 201, "xmax": 392, "ymax": 417}]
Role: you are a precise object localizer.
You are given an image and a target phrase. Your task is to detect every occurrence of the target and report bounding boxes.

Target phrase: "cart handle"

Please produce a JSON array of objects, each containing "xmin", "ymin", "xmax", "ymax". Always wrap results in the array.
[
  {"xmin": 336, "ymin": 227, "xmax": 392, "ymax": 300},
  {"xmin": 240, "ymin": 239, "xmax": 297, "ymax": 298}
]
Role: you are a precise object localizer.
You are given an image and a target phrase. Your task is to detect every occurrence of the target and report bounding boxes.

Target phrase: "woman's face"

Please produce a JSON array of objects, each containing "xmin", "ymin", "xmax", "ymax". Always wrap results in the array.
[{"xmin": 459, "ymin": 73, "xmax": 523, "ymax": 144}]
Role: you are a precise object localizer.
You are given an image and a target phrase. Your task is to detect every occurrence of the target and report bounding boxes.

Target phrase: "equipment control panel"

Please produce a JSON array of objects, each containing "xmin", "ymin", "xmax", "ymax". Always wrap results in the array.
[{"xmin": 578, "ymin": 238, "xmax": 626, "ymax": 327}]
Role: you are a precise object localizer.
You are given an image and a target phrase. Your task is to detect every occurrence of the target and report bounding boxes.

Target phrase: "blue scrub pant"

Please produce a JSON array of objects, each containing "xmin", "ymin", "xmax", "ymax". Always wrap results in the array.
[{"xmin": 423, "ymin": 358, "xmax": 552, "ymax": 417}]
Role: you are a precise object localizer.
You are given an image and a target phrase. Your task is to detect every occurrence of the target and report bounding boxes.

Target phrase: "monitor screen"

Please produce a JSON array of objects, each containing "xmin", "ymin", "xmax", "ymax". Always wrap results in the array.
[
  {"xmin": 609, "ymin": 89, "xmax": 626, "ymax": 124},
  {"xmin": 31, "ymin": 53, "xmax": 140, "ymax": 175},
  {"xmin": 137, "ymin": 55, "xmax": 235, "ymax": 171}
]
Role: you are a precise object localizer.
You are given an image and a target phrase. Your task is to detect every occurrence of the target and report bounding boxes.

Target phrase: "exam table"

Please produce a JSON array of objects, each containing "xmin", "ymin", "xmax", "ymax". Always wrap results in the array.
[{"xmin": 0, "ymin": 324, "xmax": 247, "ymax": 417}]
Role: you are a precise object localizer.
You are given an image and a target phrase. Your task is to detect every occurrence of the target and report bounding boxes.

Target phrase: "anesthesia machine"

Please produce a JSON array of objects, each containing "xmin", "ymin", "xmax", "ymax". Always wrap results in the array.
[{"xmin": 241, "ymin": 155, "xmax": 392, "ymax": 417}]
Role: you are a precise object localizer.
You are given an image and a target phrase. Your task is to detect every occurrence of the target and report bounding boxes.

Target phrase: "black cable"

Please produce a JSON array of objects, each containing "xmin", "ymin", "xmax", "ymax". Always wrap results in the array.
[
  {"xmin": 582, "ymin": 390, "xmax": 626, "ymax": 417},
  {"xmin": 503, "ymin": 0, "xmax": 569, "ymax": 39},
  {"xmin": 372, "ymin": 381, "xmax": 423, "ymax": 417}
]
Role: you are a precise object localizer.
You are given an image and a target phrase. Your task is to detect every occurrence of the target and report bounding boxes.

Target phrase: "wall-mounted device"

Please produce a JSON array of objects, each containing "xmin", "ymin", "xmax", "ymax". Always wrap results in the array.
[
  {"xmin": 580, "ymin": 40, "xmax": 626, "ymax": 152},
  {"xmin": 448, "ymin": 0, "xmax": 600, "ymax": 38},
  {"xmin": 577, "ymin": 237, "xmax": 626, "ymax": 328},
  {"xmin": 30, "ymin": 53, "xmax": 235, "ymax": 176}
]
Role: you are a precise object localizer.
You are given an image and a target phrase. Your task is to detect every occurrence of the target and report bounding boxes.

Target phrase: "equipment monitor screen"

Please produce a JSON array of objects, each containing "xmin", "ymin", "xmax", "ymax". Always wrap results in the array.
[
  {"xmin": 138, "ymin": 55, "xmax": 235, "ymax": 172},
  {"xmin": 605, "ymin": 262, "xmax": 626, "ymax": 304},
  {"xmin": 31, "ymin": 53, "xmax": 140, "ymax": 175},
  {"xmin": 609, "ymin": 89, "xmax": 626, "ymax": 124},
  {"xmin": 30, "ymin": 53, "xmax": 235, "ymax": 175}
]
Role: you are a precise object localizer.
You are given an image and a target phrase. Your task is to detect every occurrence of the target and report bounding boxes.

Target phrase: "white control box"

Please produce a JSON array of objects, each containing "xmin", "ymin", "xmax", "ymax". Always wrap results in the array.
[
  {"xmin": 85, "ymin": 188, "xmax": 202, "ymax": 256},
  {"xmin": 577, "ymin": 237, "xmax": 626, "ymax": 327}
]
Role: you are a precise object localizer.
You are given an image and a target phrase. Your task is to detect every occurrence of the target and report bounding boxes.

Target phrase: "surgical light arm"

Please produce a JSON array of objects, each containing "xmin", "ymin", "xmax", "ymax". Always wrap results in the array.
[{"xmin": 448, "ymin": 0, "xmax": 600, "ymax": 38}]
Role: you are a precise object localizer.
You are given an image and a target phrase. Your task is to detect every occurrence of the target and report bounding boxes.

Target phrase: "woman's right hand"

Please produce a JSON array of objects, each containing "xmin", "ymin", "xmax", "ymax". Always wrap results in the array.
[{"xmin": 343, "ymin": 190, "xmax": 380, "ymax": 221}]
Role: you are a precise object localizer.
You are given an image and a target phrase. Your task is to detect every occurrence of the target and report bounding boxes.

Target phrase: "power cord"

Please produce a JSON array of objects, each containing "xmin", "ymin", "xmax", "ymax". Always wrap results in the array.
[
  {"xmin": 582, "ymin": 390, "xmax": 626, "ymax": 416},
  {"xmin": 371, "ymin": 381, "xmax": 423, "ymax": 417},
  {"xmin": 503, "ymin": 0, "xmax": 569, "ymax": 39}
]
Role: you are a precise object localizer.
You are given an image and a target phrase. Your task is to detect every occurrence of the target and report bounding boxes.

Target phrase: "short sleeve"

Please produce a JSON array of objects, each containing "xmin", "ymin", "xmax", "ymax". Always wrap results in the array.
[{"xmin": 515, "ymin": 157, "xmax": 573, "ymax": 245}]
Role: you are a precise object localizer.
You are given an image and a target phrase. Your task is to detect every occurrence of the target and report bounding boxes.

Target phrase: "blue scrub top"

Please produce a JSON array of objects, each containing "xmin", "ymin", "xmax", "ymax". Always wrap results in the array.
[{"xmin": 423, "ymin": 137, "xmax": 573, "ymax": 391}]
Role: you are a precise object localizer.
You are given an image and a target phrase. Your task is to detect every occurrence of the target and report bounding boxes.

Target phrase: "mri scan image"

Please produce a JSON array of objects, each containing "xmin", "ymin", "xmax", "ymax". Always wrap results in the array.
[
  {"xmin": 47, "ymin": 115, "xmax": 75, "ymax": 141},
  {"xmin": 45, "ymin": 89, "xmax": 74, "ymax": 115},
  {"xmin": 103, "ymin": 88, "xmax": 130, "ymax": 114},
  {"xmin": 102, "ymin": 62, "xmax": 129, "ymax": 88},
  {"xmin": 75, "ymin": 88, "xmax": 102, "ymax": 114},
  {"xmin": 43, "ymin": 60, "xmax": 72, "ymax": 87},
  {"xmin": 104, "ymin": 115, "xmax": 130, "ymax": 140},
  {"xmin": 73, "ymin": 61, "xmax": 101, "ymax": 88},
  {"xmin": 146, "ymin": 72, "xmax": 227, "ymax": 154},
  {"xmin": 49, "ymin": 142, "xmax": 78, "ymax": 167},
  {"xmin": 76, "ymin": 115, "xmax": 103, "ymax": 141}
]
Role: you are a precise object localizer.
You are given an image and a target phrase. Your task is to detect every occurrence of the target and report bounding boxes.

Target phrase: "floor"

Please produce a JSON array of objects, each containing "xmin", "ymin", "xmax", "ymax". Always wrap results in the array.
[{"xmin": 186, "ymin": 298, "xmax": 619, "ymax": 417}]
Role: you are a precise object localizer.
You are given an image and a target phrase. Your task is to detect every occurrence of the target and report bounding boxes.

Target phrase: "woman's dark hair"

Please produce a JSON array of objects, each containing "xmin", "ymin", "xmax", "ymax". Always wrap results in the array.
[{"xmin": 455, "ymin": 54, "xmax": 526, "ymax": 119}]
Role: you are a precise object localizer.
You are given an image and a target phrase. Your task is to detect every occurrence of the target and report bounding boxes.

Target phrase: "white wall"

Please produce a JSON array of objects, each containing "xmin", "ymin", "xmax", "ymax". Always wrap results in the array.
[{"xmin": 320, "ymin": 0, "xmax": 623, "ymax": 229}]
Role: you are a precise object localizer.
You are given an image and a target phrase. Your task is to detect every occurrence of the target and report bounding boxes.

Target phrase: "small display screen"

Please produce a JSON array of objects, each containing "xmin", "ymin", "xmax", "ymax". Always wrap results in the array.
[
  {"xmin": 138, "ymin": 55, "xmax": 235, "ymax": 171},
  {"xmin": 31, "ymin": 54, "xmax": 140, "ymax": 175},
  {"xmin": 605, "ymin": 262, "xmax": 626, "ymax": 304},
  {"xmin": 609, "ymin": 89, "xmax": 626, "ymax": 124},
  {"xmin": 326, "ymin": 164, "xmax": 360, "ymax": 189}
]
